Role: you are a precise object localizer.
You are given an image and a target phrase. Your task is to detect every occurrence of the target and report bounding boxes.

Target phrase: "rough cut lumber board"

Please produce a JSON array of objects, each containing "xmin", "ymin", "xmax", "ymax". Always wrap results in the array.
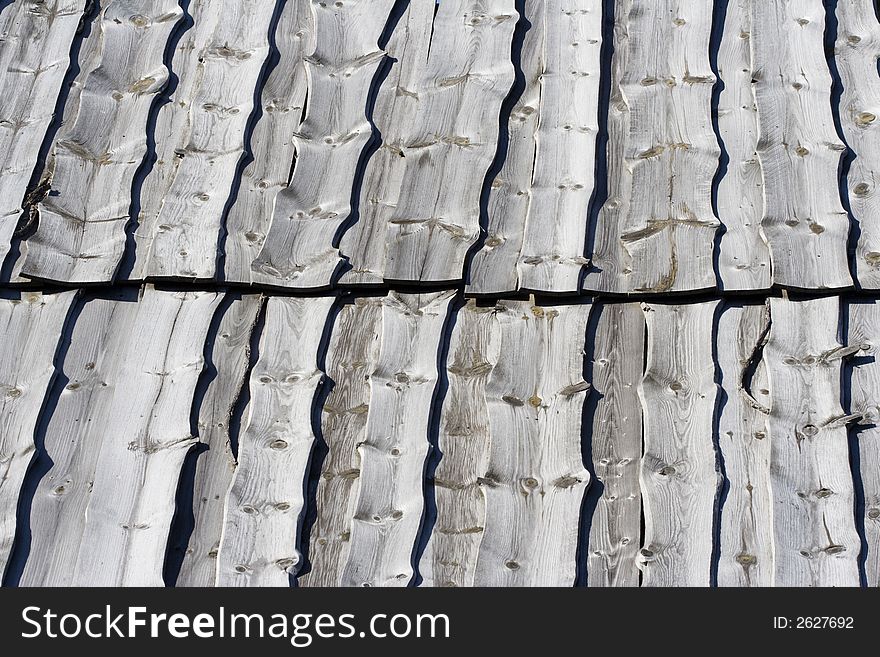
[
  {"xmin": 420, "ymin": 300, "xmax": 497, "ymax": 587},
  {"xmin": 337, "ymin": 0, "xmax": 435, "ymax": 285},
  {"xmin": 0, "ymin": 0, "xmax": 86, "ymax": 271},
  {"xmin": 223, "ymin": 0, "xmax": 312, "ymax": 284},
  {"xmin": 587, "ymin": 302, "xmax": 643, "ymax": 587},
  {"xmin": 716, "ymin": 0, "xmax": 771, "ymax": 290},
  {"xmin": 836, "ymin": 1, "xmax": 880, "ymax": 288},
  {"xmin": 639, "ymin": 301, "xmax": 719, "ymax": 586},
  {"xmin": 341, "ymin": 291, "xmax": 454, "ymax": 587},
  {"xmin": 0, "ymin": 290, "xmax": 76, "ymax": 578},
  {"xmin": 218, "ymin": 295, "xmax": 334, "ymax": 587},
  {"xmin": 467, "ymin": 0, "xmax": 600, "ymax": 294},
  {"xmin": 586, "ymin": 0, "xmax": 719, "ymax": 294},
  {"xmin": 300, "ymin": 297, "xmax": 382, "ymax": 587},
  {"xmin": 844, "ymin": 301, "xmax": 880, "ymax": 586},
  {"xmin": 22, "ymin": 286, "xmax": 221, "ymax": 586},
  {"xmin": 177, "ymin": 294, "xmax": 263, "ymax": 587},
  {"xmin": 473, "ymin": 300, "xmax": 591, "ymax": 586},
  {"xmin": 750, "ymin": 1, "xmax": 851, "ymax": 290},
  {"xmin": 131, "ymin": 0, "xmax": 279, "ymax": 281},
  {"xmin": 250, "ymin": 0, "xmax": 397, "ymax": 289},
  {"xmin": 21, "ymin": 0, "xmax": 184, "ymax": 284},
  {"xmin": 764, "ymin": 297, "xmax": 860, "ymax": 586},
  {"xmin": 716, "ymin": 302, "xmax": 773, "ymax": 587}
]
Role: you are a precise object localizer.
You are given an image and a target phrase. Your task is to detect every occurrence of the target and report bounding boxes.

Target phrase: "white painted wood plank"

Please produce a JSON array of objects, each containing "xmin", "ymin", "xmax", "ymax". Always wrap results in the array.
[
  {"xmin": 0, "ymin": 290, "xmax": 76, "ymax": 576},
  {"xmin": 639, "ymin": 301, "xmax": 719, "ymax": 586},
  {"xmin": 177, "ymin": 294, "xmax": 263, "ymax": 587},
  {"xmin": 21, "ymin": 1, "xmax": 184, "ymax": 284},
  {"xmin": 131, "ymin": 0, "xmax": 280, "ymax": 281},
  {"xmin": 250, "ymin": 0, "xmax": 397, "ymax": 289},
  {"xmin": 716, "ymin": 302, "xmax": 773, "ymax": 587},
  {"xmin": 218, "ymin": 295, "xmax": 334, "ymax": 586},
  {"xmin": 300, "ymin": 297, "xmax": 382, "ymax": 587},
  {"xmin": 0, "ymin": 0, "xmax": 86, "ymax": 271},
  {"xmin": 765, "ymin": 297, "xmax": 860, "ymax": 586},
  {"xmin": 474, "ymin": 300, "xmax": 591, "ymax": 586},
  {"xmin": 716, "ymin": 0, "xmax": 771, "ymax": 290},
  {"xmin": 22, "ymin": 286, "xmax": 221, "ymax": 586},
  {"xmin": 751, "ymin": 1, "xmax": 852, "ymax": 290},
  {"xmin": 836, "ymin": 0, "xmax": 880, "ymax": 288},
  {"xmin": 341, "ymin": 291, "xmax": 454, "ymax": 587},
  {"xmin": 587, "ymin": 302, "xmax": 643, "ymax": 588}
]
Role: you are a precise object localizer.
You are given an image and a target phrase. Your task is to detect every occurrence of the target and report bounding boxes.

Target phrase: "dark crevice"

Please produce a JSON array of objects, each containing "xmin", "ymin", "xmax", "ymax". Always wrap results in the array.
[
  {"xmin": 709, "ymin": 0, "xmax": 731, "ymax": 291},
  {"xmin": 710, "ymin": 300, "xmax": 732, "ymax": 588},
  {"xmin": 227, "ymin": 297, "xmax": 268, "ymax": 461}
]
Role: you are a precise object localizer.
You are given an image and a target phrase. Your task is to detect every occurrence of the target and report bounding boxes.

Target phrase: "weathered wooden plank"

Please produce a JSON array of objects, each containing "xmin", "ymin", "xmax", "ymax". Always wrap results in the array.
[
  {"xmin": 341, "ymin": 291, "xmax": 454, "ymax": 587},
  {"xmin": 716, "ymin": 302, "xmax": 773, "ymax": 587},
  {"xmin": 21, "ymin": 0, "xmax": 184, "ymax": 284},
  {"xmin": 131, "ymin": 0, "xmax": 279, "ymax": 281},
  {"xmin": 218, "ymin": 295, "xmax": 334, "ymax": 587},
  {"xmin": 22, "ymin": 286, "xmax": 221, "ymax": 586},
  {"xmin": 300, "ymin": 297, "xmax": 382, "ymax": 587},
  {"xmin": 847, "ymin": 300, "xmax": 880, "ymax": 586},
  {"xmin": 587, "ymin": 302, "xmax": 643, "ymax": 588},
  {"xmin": 420, "ymin": 299, "xmax": 497, "ymax": 587},
  {"xmin": 467, "ymin": 0, "xmax": 600, "ymax": 294},
  {"xmin": 764, "ymin": 297, "xmax": 860, "ymax": 586},
  {"xmin": 750, "ymin": 1, "xmax": 851, "ymax": 290},
  {"xmin": 836, "ymin": 1, "xmax": 880, "ymax": 288},
  {"xmin": 639, "ymin": 301, "xmax": 718, "ymax": 587},
  {"xmin": 250, "ymin": 0, "xmax": 397, "ymax": 289},
  {"xmin": 586, "ymin": 0, "xmax": 719, "ymax": 294},
  {"xmin": 177, "ymin": 294, "xmax": 263, "ymax": 587},
  {"xmin": 223, "ymin": 0, "xmax": 313, "ymax": 284},
  {"xmin": 716, "ymin": 0, "xmax": 771, "ymax": 290},
  {"xmin": 0, "ymin": 290, "xmax": 76, "ymax": 577},
  {"xmin": 473, "ymin": 300, "xmax": 591, "ymax": 586},
  {"xmin": 0, "ymin": 0, "xmax": 86, "ymax": 271}
]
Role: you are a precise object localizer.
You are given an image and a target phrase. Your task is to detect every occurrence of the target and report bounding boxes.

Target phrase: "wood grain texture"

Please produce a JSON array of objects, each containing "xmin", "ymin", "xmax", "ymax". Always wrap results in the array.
[
  {"xmin": 341, "ymin": 291, "xmax": 454, "ymax": 587},
  {"xmin": 765, "ymin": 297, "xmax": 860, "ymax": 586},
  {"xmin": 0, "ymin": 290, "xmax": 76, "ymax": 577},
  {"xmin": 131, "ymin": 0, "xmax": 279, "ymax": 281},
  {"xmin": 751, "ymin": 1, "xmax": 851, "ymax": 290},
  {"xmin": 250, "ymin": 0, "xmax": 397, "ymax": 289},
  {"xmin": 177, "ymin": 294, "xmax": 263, "ymax": 587},
  {"xmin": 420, "ymin": 299, "xmax": 497, "ymax": 587},
  {"xmin": 716, "ymin": 302, "xmax": 773, "ymax": 587},
  {"xmin": 474, "ymin": 300, "xmax": 591, "ymax": 586},
  {"xmin": 223, "ymin": 0, "xmax": 313, "ymax": 284},
  {"xmin": 586, "ymin": 0, "xmax": 720, "ymax": 294},
  {"xmin": 22, "ymin": 286, "xmax": 221, "ymax": 586},
  {"xmin": 468, "ymin": 0, "xmax": 600, "ymax": 294},
  {"xmin": 0, "ymin": 0, "xmax": 86, "ymax": 271},
  {"xmin": 21, "ymin": 0, "xmax": 184, "ymax": 284},
  {"xmin": 836, "ymin": 0, "xmax": 880, "ymax": 288},
  {"xmin": 847, "ymin": 300, "xmax": 880, "ymax": 586},
  {"xmin": 299, "ymin": 297, "xmax": 382, "ymax": 587},
  {"xmin": 639, "ymin": 301, "xmax": 719, "ymax": 587},
  {"xmin": 218, "ymin": 295, "xmax": 334, "ymax": 587},
  {"xmin": 587, "ymin": 302, "xmax": 643, "ymax": 587},
  {"xmin": 716, "ymin": 0, "xmax": 771, "ymax": 290}
]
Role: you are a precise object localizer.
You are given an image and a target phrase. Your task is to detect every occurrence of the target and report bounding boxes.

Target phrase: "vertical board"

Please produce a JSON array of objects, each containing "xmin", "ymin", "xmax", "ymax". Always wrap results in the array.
[
  {"xmin": 22, "ymin": 0, "xmax": 184, "ymax": 284},
  {"xmin": 177, "ymin": 294, "xmax": 263, "ymax": 587},
  {"xmin": 22, "ymin": 287, "xmax": 221, "ymax": 586},
  {"xmin": 472, "ymin": 300, "xmax": 591, "ymax": 586},
  {"xmin": 639, "ymin": 301, "xmax": 719, "ymax": 586},
  {"xmin": 716, "ymin": 302, "xmax": 773, "ymax": 586},
  {"xmin": 750, "ymin": 1, "xmax": 851, "ymax": 290},
  {"xmin": 0, "ymin": 290, "xmax": 76, "ymax": 576},
  {"xmin": 218, "ymin": 296, "xmax": 334, "ymax": 586},
  {"xmin": 587, "ymin": 302, "xmax": 643, "ymax": 587},
  {"xmin": 764, "ymin": 297, "xmax": 860, "ymax": 586},
  {"xmin": 131, "ymin": 0, "xmax": 280, "ymax": 281}
]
